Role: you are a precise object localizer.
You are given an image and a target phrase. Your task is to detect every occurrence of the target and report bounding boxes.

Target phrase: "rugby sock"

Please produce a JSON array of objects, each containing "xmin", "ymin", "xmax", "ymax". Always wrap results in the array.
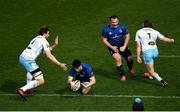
[
  {"xmin": 117, "ymin": 65, "xmax": 125, "ymax": 76},
  {"xmin": 26, "ymin": 72, "xmax": 33, "ymax": 84},
  {"xmin": 21, "ymin": 80, "xmax": 40, "ymax": 92},
  {"xmin": 127, "ymin": 59, "xmax": 133, "ymax": 70},
  {"xmin": 153, "ymin": 73, "xmax": 162, "ymax": 82}
]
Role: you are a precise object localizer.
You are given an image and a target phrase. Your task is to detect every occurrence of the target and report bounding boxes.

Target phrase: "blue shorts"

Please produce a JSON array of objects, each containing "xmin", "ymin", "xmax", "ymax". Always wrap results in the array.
[
  {"xmin": 19, "ymin": 54, "xmax": 39, "ymax": 73},
  {"xmin": 142, "ymin": 49, "xmax": 158, "ymax": 64},
  {"xmin": 108, "ymin": 47, "xmax": 132, "ymax": 59}
]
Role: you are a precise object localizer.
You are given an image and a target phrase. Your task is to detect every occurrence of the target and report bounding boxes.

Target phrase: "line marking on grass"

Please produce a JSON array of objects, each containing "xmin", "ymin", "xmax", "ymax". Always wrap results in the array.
[
  {"xmin": 0, "ymin": 94, "xmax": 180, "ymax": 99},
  {"xmin": 133, "ymin": 55, "xmax": 180, "ymax": 58}
]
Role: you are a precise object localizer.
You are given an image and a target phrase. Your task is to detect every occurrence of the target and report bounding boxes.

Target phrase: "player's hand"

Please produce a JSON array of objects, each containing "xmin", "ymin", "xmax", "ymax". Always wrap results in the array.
[
  {"xmin": 112, "ymin": 46, "xmax": 118, "ymax": 53},
  {"xmin": 120, "ymin": 46, "xmax": 126, "ymax": 52},
  {"xmin": 59, "ymin": 63, "xmax": 67, "ymax": 71},
  {"xmin": 171, "ymin": 38, "xmax": 174, "ymax": 43},
  {"xmin": 69, "ymin": 81, "xmax": 74, "ymax": 88},
  {"xmin": 54, "ymin": 35, "xmax": 59, "ymax": 46},
  {"xmin": 137, "ymin": 57, "xmax": 142, "ymax": 64},
  {"xmin": 81, "ymin": 83, "xmax": 88, "ymax": 88}
]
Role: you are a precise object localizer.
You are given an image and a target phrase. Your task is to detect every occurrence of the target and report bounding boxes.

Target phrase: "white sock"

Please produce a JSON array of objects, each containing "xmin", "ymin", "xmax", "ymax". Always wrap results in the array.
[
  {"xmin": 21, "ymin": 80, "xmax": 40, "ymax": 92},
  {"xmin": 26, "ymin": 72, "xmax": 33, "ymax": 84},
  {"xmin": 154, "ymin": 73, "xmax": 162, "ymax": 82}
]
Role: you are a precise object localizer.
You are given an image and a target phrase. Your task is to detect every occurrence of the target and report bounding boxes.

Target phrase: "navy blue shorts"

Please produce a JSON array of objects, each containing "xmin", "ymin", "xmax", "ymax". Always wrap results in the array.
[{"xmin": 108, "ymin": 47, "xmax": 132, "ymax": 59}]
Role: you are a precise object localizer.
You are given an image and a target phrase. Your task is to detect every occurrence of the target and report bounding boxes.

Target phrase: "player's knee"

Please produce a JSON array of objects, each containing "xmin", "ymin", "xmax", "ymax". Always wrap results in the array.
[
  {"xmin": 38, "ymin": 78, "xmax": 45, "ymax": 85},
  {"xmin": 116, "ymin": 57, "xmax": 121, "ymax": 62},
  {"xmin": 115, "ymin": 58, "xmax": 122, "ymax": 65},
  {"xmin": 113, "ymin": 54, "xmax": 122, "ymax": 62},
  {"xmin": 34, "ymin": 74, "xmax": 45, "ymax": 85},
  {"xmin": 41, "ymin": 79, "xmax": 45, "ymax": 85}
]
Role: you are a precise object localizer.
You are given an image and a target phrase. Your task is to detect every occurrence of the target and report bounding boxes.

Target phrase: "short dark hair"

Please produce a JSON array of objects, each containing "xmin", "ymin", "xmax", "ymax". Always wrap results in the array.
[
  {"xmin": 38, "ymin": 26, "xmax": 49, "ymax": 35},
  {"xmin": 72, "ymin": 59, "xmax": 81, "ymax": 68},
  {"xmin": 143, "ymin": 20, "xmax": 154, "ymax": 28},
  {"xmin": 109, "ymin": 15, "xmax": 119, "ymax": 21}
]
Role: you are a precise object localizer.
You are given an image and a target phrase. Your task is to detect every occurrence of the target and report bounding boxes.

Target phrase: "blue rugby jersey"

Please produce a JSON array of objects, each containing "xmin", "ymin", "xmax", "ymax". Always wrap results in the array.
[
  {"xmin": 102, "ymin": 23, "xmax": 128, "ymax": 47},
  {"xmin": 69, "ymin": 63, "xmax": 94, "ymax": 82}
]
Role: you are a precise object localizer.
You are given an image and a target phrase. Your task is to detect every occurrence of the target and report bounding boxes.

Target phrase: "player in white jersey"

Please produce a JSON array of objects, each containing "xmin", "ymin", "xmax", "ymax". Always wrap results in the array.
[
  {"xmin": 135, "ymin": 20, "xmax": 174, "ymax": 87},
  {"xmin": 17, "ymin": 26, "xmax": 67, "ymax": 100}
]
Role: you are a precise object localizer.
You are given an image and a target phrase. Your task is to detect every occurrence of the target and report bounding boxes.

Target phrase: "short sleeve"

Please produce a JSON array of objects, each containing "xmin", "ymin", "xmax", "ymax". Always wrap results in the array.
[
  {"xmin": 42, "ymin": 40, "xmax": 50, "ymax": 52},
  {"xmin": 122, "ymin": 24, "xmax": 129, "ymax": 35},
  {"xmin": 135, "ymin": 31, "xmax": 140, "ymax": 42},
  {"xmin": 101, "ymin": 28, "xmax": 108, "ymax": 38},
  {"xmin": 156, "ymin": 31, "xmax": 165, "ymax": 39},
  {"xmin": 69, "ymin": 68, "xmax": 76, "ymax": 77},
  {"xmin": 86, "ymin": 65, "xmax": 94, "ymax": 77}
]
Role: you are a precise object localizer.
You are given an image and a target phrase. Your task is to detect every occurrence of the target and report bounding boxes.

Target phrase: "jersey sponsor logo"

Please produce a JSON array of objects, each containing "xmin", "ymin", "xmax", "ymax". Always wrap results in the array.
[
  {"xmin": 111, "ymin": 34, "xmax": 122, "ymax": 39},
  {"xmin": 148, "ymin": 41, "xmax": 156, "ymax": 46},
  {"xmin": 27, "ymin": 47, "xmax": 31, "ymax": 49}
]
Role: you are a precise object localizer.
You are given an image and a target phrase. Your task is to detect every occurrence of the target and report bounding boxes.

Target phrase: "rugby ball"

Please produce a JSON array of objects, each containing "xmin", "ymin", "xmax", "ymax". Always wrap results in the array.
[{"xmin": 70, "ymin": 80, "xmax": 81, "ymax": 91}]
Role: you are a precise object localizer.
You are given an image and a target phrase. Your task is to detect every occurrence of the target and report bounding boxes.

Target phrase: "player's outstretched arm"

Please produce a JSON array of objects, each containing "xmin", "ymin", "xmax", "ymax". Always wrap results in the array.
[
  {"xmin": 45, "ymin": 50, "xmax": 67, "ymax": 71},
  {"xmin": 136, "ymin": 42, "xmax": 142, "ymax": 64},
  {"xmin": 50, "ymin": 35, "xmax": 59, "ymax": 51},
  {"xmin": 160, "ymin": 37, "xmax": 174, "ymax": 43}
]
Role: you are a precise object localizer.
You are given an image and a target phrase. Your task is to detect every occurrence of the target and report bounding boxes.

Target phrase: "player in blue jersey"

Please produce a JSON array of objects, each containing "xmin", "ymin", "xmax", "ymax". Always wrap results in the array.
[
  {"xmin": 101, "ymin": 15, "xmax": 134, "ymax": 81},
  {"xmin": 68, "ymin": 59, "xmax": 96, "ymax": 95}
]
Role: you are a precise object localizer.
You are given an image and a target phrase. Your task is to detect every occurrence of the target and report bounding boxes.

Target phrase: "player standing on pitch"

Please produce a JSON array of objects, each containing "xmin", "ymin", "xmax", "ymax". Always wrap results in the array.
[
  {"xmin": 135, "ymin": 20, "xmax": 174, "ymax": 86},
  {"xmin": 17, "ymin": 26, "xmax": 67, "ymax": 100},
  {"xmin": 68, "ymin": 59, "xmax": 96, "ymax": 95},
  {"xmin": 101, "ymin": 15, "xmax": 135, "ymax": 81}
]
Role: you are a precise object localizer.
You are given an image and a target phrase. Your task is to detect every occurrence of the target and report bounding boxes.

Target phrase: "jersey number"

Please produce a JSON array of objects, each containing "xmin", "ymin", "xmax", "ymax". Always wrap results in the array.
[{"xmin": 147, "ymin": 33, "xmax": 155, "ymax": 46}]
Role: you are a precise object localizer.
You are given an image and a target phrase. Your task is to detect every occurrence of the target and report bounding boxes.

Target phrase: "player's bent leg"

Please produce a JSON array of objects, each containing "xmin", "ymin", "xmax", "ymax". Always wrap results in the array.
[
  {"xmin": 112, "ymin": 53, "xmax": 126, "ymax": 81},
  {"xmin": 121, "ymin": 47, "xmax": 134, "ymax": 76},
  {"xmin": 20, "ymin": 71, "xmax": 44, "ymax": 93},
  {"xmin": 34, "ymin": 72, "xmax": 45, "ymax": 85},
  {"xmin": 146, "ymin": 64, "xmax": 167, "ymax": 86},
  {"xmin": 127, "ymin": 56, "xmax": 134, "ymax": 76},
  {"xmin": 112, "ymin": 53, "xmax": 122, "ymax": 66}
]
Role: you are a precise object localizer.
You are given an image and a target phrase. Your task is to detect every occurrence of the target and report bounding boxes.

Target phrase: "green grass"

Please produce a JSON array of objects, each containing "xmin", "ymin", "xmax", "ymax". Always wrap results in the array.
[{"xmin": 0, "ymin": 0, "xmax": 180, "ymax": 110}]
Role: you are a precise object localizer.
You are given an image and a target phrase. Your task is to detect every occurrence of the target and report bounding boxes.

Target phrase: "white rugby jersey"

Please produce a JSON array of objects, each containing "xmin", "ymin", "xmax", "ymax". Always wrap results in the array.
[
  {"xmin": 135, "ymin": 28, "xmax": 165, "ymax": 52},
  {"xmin": 21, "ymin": 35, "xmax": 50, "ymax": 60}
]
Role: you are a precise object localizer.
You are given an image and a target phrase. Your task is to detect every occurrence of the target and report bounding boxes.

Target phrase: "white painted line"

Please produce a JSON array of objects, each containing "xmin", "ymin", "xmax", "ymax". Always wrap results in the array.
[
  {"xmin": 133, "ymin": 55, "xmax": 180, "ymax": 58},
  {"xmin": 0, "ymin": 94, "xmax": 180, "ymax": 99}
]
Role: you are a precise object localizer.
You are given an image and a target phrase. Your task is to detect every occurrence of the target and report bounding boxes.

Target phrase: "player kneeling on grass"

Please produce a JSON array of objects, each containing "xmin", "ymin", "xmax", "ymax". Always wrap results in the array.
[
  {"xmin": 17, "ymin": 26, "xmax": 67, "ymax": 100},
  {"xmin": 135, "ymin": 20, "xmax": 174, "ymax": 87},
  {"xmin": 68, "ymin": 59, "xmax": 96, "ymax": 95}
]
